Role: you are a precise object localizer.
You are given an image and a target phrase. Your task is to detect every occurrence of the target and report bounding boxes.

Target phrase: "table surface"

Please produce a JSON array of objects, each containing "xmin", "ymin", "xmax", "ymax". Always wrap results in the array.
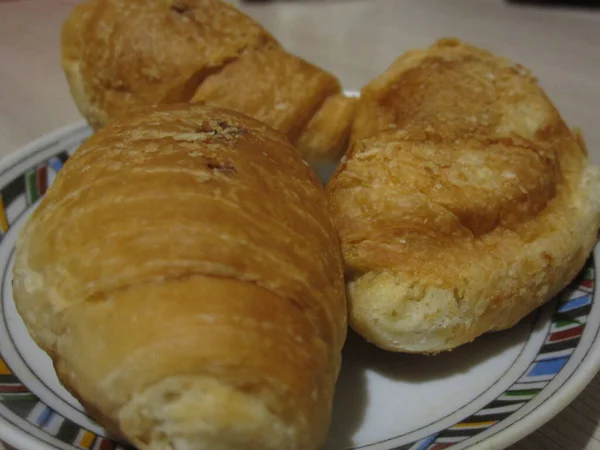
[{"xmin": 1, "ymin": 0, "xmax": 600, "ymax": 449}]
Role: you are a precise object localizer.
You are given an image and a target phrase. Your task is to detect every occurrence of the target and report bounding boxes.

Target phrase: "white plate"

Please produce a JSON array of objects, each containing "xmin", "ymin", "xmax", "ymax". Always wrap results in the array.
[{"xmin": 0, "ymin": 120, "xmax": 598, "ymax": 450}]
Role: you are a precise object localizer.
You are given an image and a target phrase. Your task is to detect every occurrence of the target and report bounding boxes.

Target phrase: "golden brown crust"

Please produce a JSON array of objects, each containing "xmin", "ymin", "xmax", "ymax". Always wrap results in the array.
[
  {"xmin": 294, "ymin": 93, "xmax": 358, "ymax": 163},
  {"xmin": 328, "ymin": 38, "xmax": 600, "ymax": 353},
  {"xmin": 61, "ymin": 0, "xmax": 274, "ymax": 128},
  {"xmin": 61, "ymin": 0, "xmax": 349, "ymax": 162},
  {"xmin": 13, "ymin": 104, "xmax": 347, "ymax": 449},
  {"xmin": 190, "ymin": 43, "xmax": 341, "ymax": 142}
]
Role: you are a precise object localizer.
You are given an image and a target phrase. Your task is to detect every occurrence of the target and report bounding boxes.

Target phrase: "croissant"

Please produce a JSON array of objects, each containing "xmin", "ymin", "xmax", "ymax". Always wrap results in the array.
[
  {"xmin": 61, "ymin": 0, "xmax": 356, "ymax": 163},
  {"xmin": 327, "ymin": 38, "xmax": 600, "ymax": 353},
  {"xmin": 12, "ymin": 104, "xmax": 347, "ymax": 449}
]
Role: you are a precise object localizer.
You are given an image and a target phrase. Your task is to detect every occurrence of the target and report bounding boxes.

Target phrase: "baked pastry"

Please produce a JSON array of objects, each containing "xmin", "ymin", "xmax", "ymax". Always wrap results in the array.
[
  {"xmin": 12, "ymin": 104, "xmax": 347, "ymax": 449},
  {"xmin": 327, "ymin": 38, "xmax": 600, "ymax": 353},
  {"xmin": 61, "ymin": 0, "xmax": 274, "ymax": 129},
  {"xmin": 188, "ymin": 42, "xmax": 340, "ymax": 142},
  {"xmin": 294, "ymin": 93, "xmax": 358, "ymax": 164},
  {"xmin": 61, "ymin": 0, "xmax": 354, "ymax": 163}
]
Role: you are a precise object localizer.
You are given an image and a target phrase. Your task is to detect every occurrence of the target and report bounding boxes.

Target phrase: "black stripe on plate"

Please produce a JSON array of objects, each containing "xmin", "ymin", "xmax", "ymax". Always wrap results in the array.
[
  {"xmin": 468, "ymin": 412, "xmax": 516, "ymax": 423},
  {"xmin": 4, "ymin": 396, "xmax": 37, "ymax": 419},
  {"xmin": 56, "ymin": 416, "xmax": 80, "ymax": 444},
  {"xmin": 483, "ymin": 399, "xmax": 525, "ymax": 409},
  {"xmin": 0, "ymin": 373, "xmax": 21, "ymax": 384},
  {"xmin": 57, "ymin": 151, "xmax": 70, "ymax": 163},
  {"xmin": 554, "ymin": 304, "xmax": 592, "ymax": 321},
  {"xmin": 540, "ymin": 336, "xmax": 581, "ymax": 354},
  {"xmin": 1, "ymin": 176, "xmax": 26, "ymax": 208}
]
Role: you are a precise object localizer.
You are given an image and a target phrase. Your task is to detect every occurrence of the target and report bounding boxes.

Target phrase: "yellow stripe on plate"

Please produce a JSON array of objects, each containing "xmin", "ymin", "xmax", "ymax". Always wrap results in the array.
[
  {"xmin": 0, "ymin": 198, "xmax": 8, "ymax": 233},
  {"xmin": 0, "ymin": 358, "xmax": 11, "ymax": 375},
  {"xmin": 79, "ymin": 430, "xmax": 95, "ymax": 448},
  {"xmin": 451, "ymin": 420, "xmax": 497, "ymax": 429}
]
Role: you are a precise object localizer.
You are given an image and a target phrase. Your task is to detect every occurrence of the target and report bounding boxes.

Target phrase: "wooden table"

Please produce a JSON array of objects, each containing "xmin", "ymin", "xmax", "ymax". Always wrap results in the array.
[{"xmin": 1, "ymin": 0, "xmax": 600, "ymax": 449}]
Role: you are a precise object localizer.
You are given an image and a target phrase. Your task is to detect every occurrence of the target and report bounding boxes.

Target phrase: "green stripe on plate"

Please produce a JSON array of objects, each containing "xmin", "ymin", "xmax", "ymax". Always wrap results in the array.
[
  {"xmin": 25, "ymin": 170, "xmax": 39, "ymax": 204},
  {"xmin": 504, "ymin": 389, "xmax": 541, "ymax": 397}
]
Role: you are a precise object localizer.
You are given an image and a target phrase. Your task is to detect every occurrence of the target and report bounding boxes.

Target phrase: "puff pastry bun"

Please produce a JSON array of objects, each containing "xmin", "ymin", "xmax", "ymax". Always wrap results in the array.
[
  {"xmin": 328, "ymin": 39, "xmax": 600, "ymax": 353},
  {"xmin": 61, "ymin": 0, "xmax": 355, "ymax": 162}
]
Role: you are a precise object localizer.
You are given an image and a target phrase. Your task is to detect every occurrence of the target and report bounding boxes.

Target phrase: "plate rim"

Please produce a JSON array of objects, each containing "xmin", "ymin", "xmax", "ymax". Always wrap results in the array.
[
  {"xmin": 0, "ymin": 121, "xmax": 598, "ymax": 450},
  {"xmin": 467, "ymin": 244, "xmax": 600, "ymax": 450}
]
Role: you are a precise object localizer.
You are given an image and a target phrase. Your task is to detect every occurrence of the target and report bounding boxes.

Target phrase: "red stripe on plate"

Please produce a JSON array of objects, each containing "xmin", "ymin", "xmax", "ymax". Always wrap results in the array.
[
  {"xmin": 37, "ymin": 166, "xmax": 48, "ymax": 195},
  {"xmin": 0, "ymin": 384, "xmax": 28, "ymax": 393},
  {"xmin": 99, "ymin": 439, "xmax": 116, "ymax": 450},
  {"xmin": 548, "ymin": 325, "xmax": 584, "ymax": 343},
  {"xmin": 429, "ymin": 444, "xmax": 454, "ymax": 450}
]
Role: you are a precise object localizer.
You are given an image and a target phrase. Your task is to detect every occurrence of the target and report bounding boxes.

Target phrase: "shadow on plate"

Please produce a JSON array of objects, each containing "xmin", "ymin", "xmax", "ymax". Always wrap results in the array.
[{"xmin": 325, "ymin": 311, "xmax": 537, "ymax": 448}]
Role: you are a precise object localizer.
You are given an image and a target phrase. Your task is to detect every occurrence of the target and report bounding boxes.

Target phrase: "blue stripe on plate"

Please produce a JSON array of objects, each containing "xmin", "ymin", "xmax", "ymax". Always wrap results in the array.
[
  {"xmin": 47, "ymin": 157, "xmax": 64, "ymax": 174},
  {"xmin": 558, "ymin": 294, "xmax": 592, "ymax": 312},
  {"xmin": 35, "ymin": 405, "xmax": 52, "ymax": 427},
  {"xmin": 527, "ymin": 357, "xmax": 569, "ymax": 377},
  {"xmin": 414, "ymin": 434, "xmax": 437, "ymax": 450}
]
